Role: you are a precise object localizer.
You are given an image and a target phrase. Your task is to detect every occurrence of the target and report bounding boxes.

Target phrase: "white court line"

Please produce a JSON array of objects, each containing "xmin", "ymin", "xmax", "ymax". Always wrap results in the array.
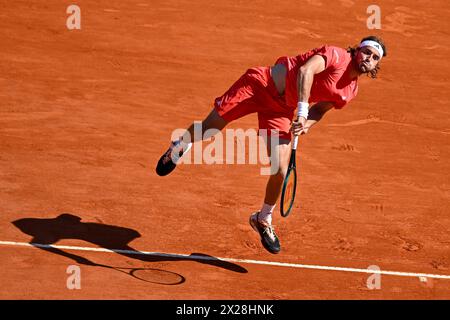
[{"xmin": 1, "ymin": 240, "xmax": 450, "ymax": 280}]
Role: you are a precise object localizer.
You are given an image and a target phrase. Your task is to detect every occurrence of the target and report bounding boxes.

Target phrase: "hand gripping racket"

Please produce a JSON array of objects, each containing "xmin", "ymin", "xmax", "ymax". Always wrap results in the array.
[{"xmin": 280, "ymin": 113, "xmax": 302, "ymax": 218}]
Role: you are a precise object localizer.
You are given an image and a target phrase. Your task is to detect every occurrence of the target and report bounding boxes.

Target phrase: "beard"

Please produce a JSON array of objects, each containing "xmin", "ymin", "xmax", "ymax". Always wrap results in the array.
[{"xmin": 359, "ymin": 62, "xmax": 371, "ymax": 74}]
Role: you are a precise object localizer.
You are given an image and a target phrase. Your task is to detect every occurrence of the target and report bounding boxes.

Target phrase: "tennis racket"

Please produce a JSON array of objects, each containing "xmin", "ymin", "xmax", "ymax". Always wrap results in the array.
[{"xmin": 280, "ymin": 114, "xmax": 302, "ymax": 218}]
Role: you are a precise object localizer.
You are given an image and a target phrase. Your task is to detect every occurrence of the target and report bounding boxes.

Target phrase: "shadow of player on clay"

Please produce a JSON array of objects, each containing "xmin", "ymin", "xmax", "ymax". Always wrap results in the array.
[{"xmin": 12, "ymin": 213, "xmax": 248, "ymax": 281}]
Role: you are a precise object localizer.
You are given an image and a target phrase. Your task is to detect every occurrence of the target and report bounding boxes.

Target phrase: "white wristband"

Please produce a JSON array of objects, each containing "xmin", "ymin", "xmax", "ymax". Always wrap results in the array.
[{"xmin": 297, "ymin": 101, "xmax": 309, "ymax": 119}]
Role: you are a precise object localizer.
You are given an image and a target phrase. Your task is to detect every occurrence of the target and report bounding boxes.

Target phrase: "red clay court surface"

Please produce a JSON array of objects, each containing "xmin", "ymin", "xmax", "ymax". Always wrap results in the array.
[{"xmin": 1, "ymin": 0, "xmax": 449, "ymax": 299}]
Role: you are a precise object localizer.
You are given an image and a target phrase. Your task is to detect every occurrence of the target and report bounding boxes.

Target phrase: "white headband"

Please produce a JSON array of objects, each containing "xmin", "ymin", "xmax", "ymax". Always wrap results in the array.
[{"xmin": 359, "ymin": 40, "xmax": 384, "ymax": 59}]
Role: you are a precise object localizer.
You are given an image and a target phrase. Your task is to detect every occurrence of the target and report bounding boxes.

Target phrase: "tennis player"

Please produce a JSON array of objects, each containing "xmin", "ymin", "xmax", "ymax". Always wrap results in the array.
[{"xmin": 156, "ymin": 36, "xmax": 387, "ymax": 254}]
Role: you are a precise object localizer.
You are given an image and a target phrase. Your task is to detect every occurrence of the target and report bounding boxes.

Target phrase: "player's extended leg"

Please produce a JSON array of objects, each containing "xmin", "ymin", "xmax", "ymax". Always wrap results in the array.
[
  {"xmin": 250, "ymin": 136, "xmax": 291, "ymax": 254},
  {"xmin": 180, "ymin": 107, "xmax": 228, "ymax": 144},
  {"xmin": 156, "ymin": 108, "xmax": 228, "ymax": 176},
  {"xmin": 156, "ymin": 65, "xmax": 266, "ymax": 176}
]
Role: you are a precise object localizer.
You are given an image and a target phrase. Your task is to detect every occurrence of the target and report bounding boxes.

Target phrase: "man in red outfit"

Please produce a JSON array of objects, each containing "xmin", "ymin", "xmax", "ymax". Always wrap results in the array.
[{"xmin": 156, "ymin": 35, "xmax": 387, "ymax": 254}]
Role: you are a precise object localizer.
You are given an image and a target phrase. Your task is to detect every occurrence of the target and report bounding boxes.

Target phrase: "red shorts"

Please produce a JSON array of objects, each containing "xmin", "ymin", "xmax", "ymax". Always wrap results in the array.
[{"xmin": 214, "ymin": 67, "xmax": 294, "ymax": 141}]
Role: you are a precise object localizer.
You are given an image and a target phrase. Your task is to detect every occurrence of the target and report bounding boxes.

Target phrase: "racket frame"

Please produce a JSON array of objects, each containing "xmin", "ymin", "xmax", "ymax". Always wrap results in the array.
[{"xmin": 280, "ymin": 135, "xmax": 298, "ymax": 217}]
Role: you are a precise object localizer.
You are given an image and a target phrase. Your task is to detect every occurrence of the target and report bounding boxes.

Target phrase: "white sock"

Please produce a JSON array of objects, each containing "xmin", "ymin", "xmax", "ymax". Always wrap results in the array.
[{"xmin": 259, "ymin": 203, "xmax": 276, "ymax": 224}]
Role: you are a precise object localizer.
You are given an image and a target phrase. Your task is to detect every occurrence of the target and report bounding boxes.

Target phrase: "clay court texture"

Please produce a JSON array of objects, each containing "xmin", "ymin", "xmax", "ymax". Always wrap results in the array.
[{"xmin": 1, "ymin": 0, "xmax": 449, "ymax": 299}]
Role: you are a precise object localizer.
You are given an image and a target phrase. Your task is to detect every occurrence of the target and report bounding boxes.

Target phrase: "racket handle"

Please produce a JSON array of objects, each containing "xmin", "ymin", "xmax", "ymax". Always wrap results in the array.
[
  {"xmin": 292, "ymin": 135, "xmax": 299, "ymax": 150},
  {"xmin": 293, "ymin": 106, "xmax": 304, "ymax": 150}
]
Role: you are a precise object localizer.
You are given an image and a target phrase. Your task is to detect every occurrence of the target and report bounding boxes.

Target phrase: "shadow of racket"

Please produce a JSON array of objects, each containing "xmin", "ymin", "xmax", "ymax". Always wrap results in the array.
[{"xmin": 92, "ymin": 262, "xmax": 186, "ymax": 285}]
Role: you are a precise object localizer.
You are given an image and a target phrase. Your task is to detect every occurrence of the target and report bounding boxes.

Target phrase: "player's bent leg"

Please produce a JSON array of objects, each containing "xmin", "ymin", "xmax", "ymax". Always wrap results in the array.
[
  {"xmin": 156, "ymin": 108, "xmax": 228, "ymax": 176},
  {"xmin": 249, "ymin": 137, "xmax": 291, "ymax": 254}
]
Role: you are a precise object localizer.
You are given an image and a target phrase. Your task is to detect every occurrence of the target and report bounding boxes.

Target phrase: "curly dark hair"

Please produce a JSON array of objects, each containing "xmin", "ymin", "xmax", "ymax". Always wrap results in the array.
[{"xmin": 348, "ymin": 35, "xmax": 387, "ymax": 79}]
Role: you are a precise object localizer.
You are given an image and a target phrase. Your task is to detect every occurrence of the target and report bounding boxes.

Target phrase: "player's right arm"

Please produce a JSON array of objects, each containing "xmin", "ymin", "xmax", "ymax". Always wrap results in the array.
[
  {"xmin": 292, "ymin": 101, "xmax": 333, "ymax": 136},
  {"xmin": 297, "ymin": 55, "xmax": 326, "ymax": 104},
  {"xmin": 295, "ymin": 55, "xmax": 326, "ymax": 130}
]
